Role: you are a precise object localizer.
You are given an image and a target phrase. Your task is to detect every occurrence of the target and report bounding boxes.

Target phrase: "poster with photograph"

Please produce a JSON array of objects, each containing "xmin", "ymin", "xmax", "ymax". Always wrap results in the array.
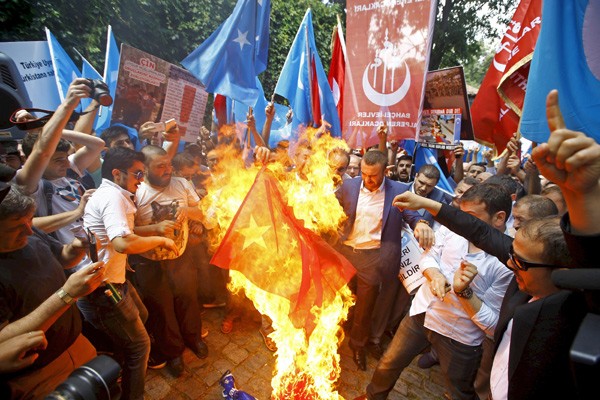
[
  {"xmin": 420, "ymin": 66, "xmax": 473, "ymax": 145},
  {"xmin": 419, "ymin": 108, "xmax": 462, "ymax": 146},
  {"xmin": 112, "ymin": 44, "xmax": 208, "ymax": 143}
]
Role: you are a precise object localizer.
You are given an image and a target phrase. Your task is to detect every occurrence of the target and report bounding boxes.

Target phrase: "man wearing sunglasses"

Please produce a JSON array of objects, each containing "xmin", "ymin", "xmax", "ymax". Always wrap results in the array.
[{"xmin": 77, "ymin": 147, "xmax": 178, "ymax": 400}]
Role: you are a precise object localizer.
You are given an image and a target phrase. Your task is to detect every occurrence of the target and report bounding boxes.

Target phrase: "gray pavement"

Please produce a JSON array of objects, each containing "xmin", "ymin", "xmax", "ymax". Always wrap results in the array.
[{"xmin": 144, "ymin": 303, "xmax": 447, "ymax": 400}]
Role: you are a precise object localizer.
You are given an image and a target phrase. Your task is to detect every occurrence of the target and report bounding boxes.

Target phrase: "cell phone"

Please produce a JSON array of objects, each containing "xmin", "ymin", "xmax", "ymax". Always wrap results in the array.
[
  {"xmin": 149, "ymin": 118, "xmax": 177, "ymax": 133},
  {"xmin": 86, "ymin": 228, "xmax": 98, "ymax": 263}
]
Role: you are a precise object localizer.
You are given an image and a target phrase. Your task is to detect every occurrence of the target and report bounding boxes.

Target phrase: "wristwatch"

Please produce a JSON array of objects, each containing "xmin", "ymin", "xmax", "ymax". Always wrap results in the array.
[
  {"xmin": 417, "ymin": 219, "xmax": 430, "ymax": 226},
  {"xmin": 56, "ymin": 288, "xmax": 76, "ymax": 305},
  {"xmin": 455, "ymin": 286, "xmax": 474, "ymax": 299}
]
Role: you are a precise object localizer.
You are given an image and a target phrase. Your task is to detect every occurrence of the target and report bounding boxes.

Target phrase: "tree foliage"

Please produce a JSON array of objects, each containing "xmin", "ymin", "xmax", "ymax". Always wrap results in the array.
[{"xmin": 0, "ymin": 0, "xmax": 511, "ymax": 99}]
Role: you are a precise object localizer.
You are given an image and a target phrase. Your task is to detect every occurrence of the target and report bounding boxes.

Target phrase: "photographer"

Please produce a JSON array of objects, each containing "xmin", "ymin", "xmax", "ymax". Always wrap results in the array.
[{"xmin": 0, "ymin": 185, "xmax": 106, "ymax": 399}]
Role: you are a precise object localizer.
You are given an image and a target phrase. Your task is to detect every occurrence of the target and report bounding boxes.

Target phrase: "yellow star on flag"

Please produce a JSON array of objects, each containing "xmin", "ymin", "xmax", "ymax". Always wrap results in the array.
[{"xmin": 239, "ymin": 215, "xmax": 270, "ymax": 250}]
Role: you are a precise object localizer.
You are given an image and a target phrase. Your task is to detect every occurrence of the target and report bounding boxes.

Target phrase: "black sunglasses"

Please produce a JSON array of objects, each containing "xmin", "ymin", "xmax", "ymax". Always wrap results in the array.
[
  {"xmin": 119, "ymin": 169, "xmax": 144, "ymax": 181},
  {"xmin": 508, "ymin": 244, "xmax": 561, "ymax": 271}
]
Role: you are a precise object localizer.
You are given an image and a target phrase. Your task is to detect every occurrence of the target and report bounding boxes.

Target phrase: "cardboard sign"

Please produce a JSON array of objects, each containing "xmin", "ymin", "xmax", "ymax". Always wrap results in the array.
[{"xmin": 399, "ymin": 227, "xmax": 425, "ymax": 294}]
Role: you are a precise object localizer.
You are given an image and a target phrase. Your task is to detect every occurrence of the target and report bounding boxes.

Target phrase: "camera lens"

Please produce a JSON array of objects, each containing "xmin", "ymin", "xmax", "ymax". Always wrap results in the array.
[{"xmin": 45, "ymin": 355, "xmax": 121, "ymax": 400}]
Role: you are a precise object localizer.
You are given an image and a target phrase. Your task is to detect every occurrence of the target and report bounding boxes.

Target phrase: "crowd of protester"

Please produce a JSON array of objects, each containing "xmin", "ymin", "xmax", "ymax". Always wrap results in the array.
[{"xmin": 0, "ymin": 77, "xmax": 598, "ymax": 400}]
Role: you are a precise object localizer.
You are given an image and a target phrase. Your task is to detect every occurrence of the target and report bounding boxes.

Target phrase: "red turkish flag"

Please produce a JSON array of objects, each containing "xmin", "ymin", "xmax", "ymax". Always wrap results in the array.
[
  {"xmin": 210, "ymin": 168, "xmax": 355, "ymax": 334},
  {"xmin": 471, "ymin": 0, "xmax": 542, "ymax": 153},
  {"xmin": 328, "ymin": 21, "xmax": 345, "ymax": 127}
]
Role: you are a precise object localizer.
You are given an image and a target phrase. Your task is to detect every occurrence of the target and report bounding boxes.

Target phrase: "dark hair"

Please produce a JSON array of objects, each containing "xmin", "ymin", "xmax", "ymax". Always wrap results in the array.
[
  {"xmin": 485, "ymin": 174, "xmax": 521, "ymax": 196},
  {"xmin": 469, "ymin": 162, "xmax": 487, "ymax": 171},
  {"xmin": 396, "ymin": 154, "xmax": 412, "ymax": 165},
  {"xmin": 100, "ymin": 126, "xmax": 131, "ymax": 148},
  {"xmin": 140, "ymin": 145, "xmax": 166, "ymax": 166},
  {"xmin": 515, "ymin": 194, "xmax": 558, "ymax": 218},
  {"xmin": 22, "ymin": 132, "xmax": 71, "ymax": 157},
  {"xmin": 362, "ymin": 150, "xmax": 387, "ymax": 167},
  {"xmin": 102, "ymin": 147, "xmax": 145, "ymax": 181},
  {"xmin": 519, "ymin": 216, "xmax": 571, "ymax": 266},
  {"xmin": 0, "ymin": 185, "xmax": 36, "ymax": 220},
  {"xmin": 417, "ymin": 164, "xmax": 440, "ymax": 181},
  {"xmin": 460, "ymin": 182, "xmax": 512, "ymax": 219},
  {"xmin": 172, "ymin": 152, "xmax": 196, "ymax": 171},
  {"xmin": 460, "ymin": 177, "xmax": 480, "ymax": 187}
]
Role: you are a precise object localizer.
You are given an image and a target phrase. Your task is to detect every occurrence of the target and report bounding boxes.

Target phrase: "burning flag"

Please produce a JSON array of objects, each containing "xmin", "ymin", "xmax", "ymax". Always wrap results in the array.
[{"xmin": 211, "ymin": 167, "xmax": 355, "ymax": 334}]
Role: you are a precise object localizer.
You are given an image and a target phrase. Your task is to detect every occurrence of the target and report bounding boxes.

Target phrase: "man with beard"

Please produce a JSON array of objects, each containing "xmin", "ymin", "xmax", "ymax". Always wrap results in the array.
[
  {"xmin": 129, "ymin": 145, "xmax": 207, "ymax": 377},
  {"xmin": 399, "ymin": 164, "xmax": 453, "ymax": 228},
  {"xmin": 395, "ymin": 155, "xmax": 412, "ymax": 183}
]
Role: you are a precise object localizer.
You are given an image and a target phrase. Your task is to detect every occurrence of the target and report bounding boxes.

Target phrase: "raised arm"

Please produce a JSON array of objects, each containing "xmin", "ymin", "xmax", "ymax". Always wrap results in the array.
[{"xmin": 15, "ymin": 79, "xmax": 91, "ymax": 194}]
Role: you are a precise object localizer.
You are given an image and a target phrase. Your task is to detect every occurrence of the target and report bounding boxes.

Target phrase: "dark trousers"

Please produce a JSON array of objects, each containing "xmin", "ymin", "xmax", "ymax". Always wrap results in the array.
[
  {"xmin": 338, "ymin": 245, "xmax": 381, "ymax": 349},
  {"xmin": 367, "ymin": 313, "xmax": 482, "ymax": 400},
  {"xmin": 130, "ymin": 244, "xmax": 203, "ymax": 361}
]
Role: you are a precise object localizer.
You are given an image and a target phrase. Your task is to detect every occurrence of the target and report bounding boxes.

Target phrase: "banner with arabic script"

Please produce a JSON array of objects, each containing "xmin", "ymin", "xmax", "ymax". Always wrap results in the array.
[{"xmin": 343, "ymin": 0, "xmax": 436, "ymax": 149}]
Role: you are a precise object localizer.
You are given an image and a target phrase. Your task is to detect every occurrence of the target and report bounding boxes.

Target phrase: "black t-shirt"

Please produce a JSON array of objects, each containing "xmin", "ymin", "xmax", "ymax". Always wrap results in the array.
[{"xmin": 0, "ymin": 229, "xmax": 81, "ymax": 371}]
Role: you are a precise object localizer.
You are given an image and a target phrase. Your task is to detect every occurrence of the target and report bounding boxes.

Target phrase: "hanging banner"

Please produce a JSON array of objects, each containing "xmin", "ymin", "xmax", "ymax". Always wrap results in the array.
[
  {"xmin": 112, "ymin": 44, "xmax": 208, "ymax": 143},
  {"xmin": 344, "ymin": 0, "xmax": 437, "ymax": 149}
]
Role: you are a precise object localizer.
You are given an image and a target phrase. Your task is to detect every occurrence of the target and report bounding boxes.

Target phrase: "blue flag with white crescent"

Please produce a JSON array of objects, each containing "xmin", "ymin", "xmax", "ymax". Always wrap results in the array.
[
  {"xmin": 97, "ymin": 25, "xmax": 120, "ymax": 134},
  {"xmin": 181, "ymin": 0, "xmax": 271, "ymax": 107},
  {"xmin": 45, "ymin": 28, "xmax": 81, "ymax": 104},
  {"xmin": 274, "ymin": 9, "xmax": 342, "ymax": 137},
  {"xmin": 520, "ymin": 0, "xmax": 600, "ymax": 144}
]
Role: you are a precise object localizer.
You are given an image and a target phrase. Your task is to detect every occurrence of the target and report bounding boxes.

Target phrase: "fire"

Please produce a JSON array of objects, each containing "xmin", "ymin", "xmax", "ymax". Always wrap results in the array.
[{"xmin": 200, "ymin": 125, "xmax": 354, "ymax": 399}]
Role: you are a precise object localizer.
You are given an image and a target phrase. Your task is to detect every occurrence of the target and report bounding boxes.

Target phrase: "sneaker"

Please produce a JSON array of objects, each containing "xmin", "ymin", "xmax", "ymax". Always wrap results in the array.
[
  {"xmin": 417, "ymin": 351, "xmax": 439, "ymax": 369},
  {"xmin": 259, "ymin": 328, "xmax": 277, "ymax": 352},
  {"xmin": 147, "ymin": 356, "xmax": 166, "ymax": 370},
  {"xmin": 203, "ymin": 302, "xmax": 226, "ymax": 309},
  {"xmin": 201, "ymin": 327, "xmax": 209, "ymax": 338}
]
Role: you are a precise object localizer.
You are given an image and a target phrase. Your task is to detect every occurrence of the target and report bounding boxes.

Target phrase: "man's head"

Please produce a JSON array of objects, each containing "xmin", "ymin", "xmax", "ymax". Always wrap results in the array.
[
  {"xmin": 0, "ymin": 186, "xmax": 36, "ymax": 252},
  {"xmin": 328, "ymin": 148, "xmax": 350, "ymax": 179},
  {"xmin": 541, "ymin": 184, "xmax": 567, "ymax": 216},
  {"xmin": 459, "ymin": 183, "xmax": 512, "ymax": 231},
  {"xmin": 396, "ymin": 155, "xmax": 413, "ymax": 182},
  {"xmin": 452, "ymin": 177, "xmax": 479, "ymax": 208},
  {"xmin": 485, "ymin": 174, "xmax": 522, "ymax": 201},
  {"xmin": 361, "ymin": 150, "xmax": 387, "ymax": 192},
  {"xmin": 512, "ymin": 194, "xmax": 558, "ymax": 231},
  {"xmin": 293, "ymin": 143, "xmax": 313, "ymax": 175},
  {"xmin": 476, "ymin": 171, "xmax": 493, "ymax": 183},
  {"xmin": 22, "ymin": 132, "xmax": 72, "ymax": 180},
  {"xmin": 0, "ymin": 141, "xmax": 23, "ymax": 170},
  {"xmin": 102, "ymin": 147, "xmax": 145, "ymax": 193},
  {"xmin": 413, "ymin": 165, "xmax": 440, "ymax": 197},
  {"xmin": 172, "ymin": 152, "xmax": 198, "ymax": 181},
  {"xmin": 141, "ymin": 145, "xmax": 172, "ymax": 188},
  {"xmin": 206, "ymin": 149, "xmax": 219, "ymax": 170},
  {"xmin": 347, "ymin": 154, "xmax": 362, "ymax": 178},
  {"xmin": 100, "ymin": 126, "xmax": 134, "ymax": 149},
  {"xmin": 466, "ymin": 162, "xmax": 486, "ymax": 178},
  {"xmin": 509, "ymin": 216, "xmax": 569, "ymax": 297}
]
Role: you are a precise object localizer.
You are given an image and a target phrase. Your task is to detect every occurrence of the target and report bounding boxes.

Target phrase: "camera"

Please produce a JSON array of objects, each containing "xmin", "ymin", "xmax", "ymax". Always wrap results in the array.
[
  {"xmin": 45, "ymin": 355, "xmax": 121, "ymax": 400},
  {"xmin": 86, "ymin": 79, "xmax": 113, "ymax": 107}
]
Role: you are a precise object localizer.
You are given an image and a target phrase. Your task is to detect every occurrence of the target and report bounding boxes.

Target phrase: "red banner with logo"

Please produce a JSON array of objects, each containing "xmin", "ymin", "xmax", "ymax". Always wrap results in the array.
[
  {"xmin": 344, "ymin": 0, "xmax": 436, "ymax": 149},
  {"xmin": 471, "ymin": 0, "xmax": 542, "ymax": 153}
]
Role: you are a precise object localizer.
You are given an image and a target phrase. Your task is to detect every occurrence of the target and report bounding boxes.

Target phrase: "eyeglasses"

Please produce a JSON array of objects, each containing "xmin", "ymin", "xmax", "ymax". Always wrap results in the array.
[
  {"xmin": 119, "ymin": 169, "xmax": 144, "ymax": 181},
  {"xmin": 507, "ymin": 245, "xmax": 561, "ymax": 271}
]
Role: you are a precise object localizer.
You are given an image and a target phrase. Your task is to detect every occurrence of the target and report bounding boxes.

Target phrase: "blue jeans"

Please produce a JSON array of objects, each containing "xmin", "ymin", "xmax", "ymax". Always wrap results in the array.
[
  {"xmin": 367, "ymin": 313, "xmax": 482, "ymax": 400},
  {"xmin": 77, "ymin": 282, "xmax": 150, "ymax": 400}
]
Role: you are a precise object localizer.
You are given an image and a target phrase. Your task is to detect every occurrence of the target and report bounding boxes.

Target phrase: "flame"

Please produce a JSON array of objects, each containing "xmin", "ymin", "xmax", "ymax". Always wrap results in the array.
[{"xmin": 200, "ymin": 126, "xmax": 354, "ymax": 399}]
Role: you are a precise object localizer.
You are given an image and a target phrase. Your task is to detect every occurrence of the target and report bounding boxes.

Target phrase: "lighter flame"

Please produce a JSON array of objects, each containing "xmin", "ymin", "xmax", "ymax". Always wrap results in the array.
[{"xmin": 200, "ymin": 126, "xmax": 355, "ymax": 398}]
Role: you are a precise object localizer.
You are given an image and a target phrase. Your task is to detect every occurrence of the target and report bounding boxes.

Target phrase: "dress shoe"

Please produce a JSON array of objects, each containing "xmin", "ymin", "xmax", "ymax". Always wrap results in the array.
[
  {"xmin": 352, "ymin": 348, "xmax": 367, "ymax": 371},
  {"xmin": 190, "ymin": 340, "xmax": 209, "ymax": 359},
  {"xmin": 147, "ymin": 356, "xmax": 166, "ymax": 369},
  {"xmin": 366, "ymin": 342, "xmax": 384, "ymax": 360},
  {"xmin": 167, "ymin": 356, "xmax": 184, "ymax": 377}
]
